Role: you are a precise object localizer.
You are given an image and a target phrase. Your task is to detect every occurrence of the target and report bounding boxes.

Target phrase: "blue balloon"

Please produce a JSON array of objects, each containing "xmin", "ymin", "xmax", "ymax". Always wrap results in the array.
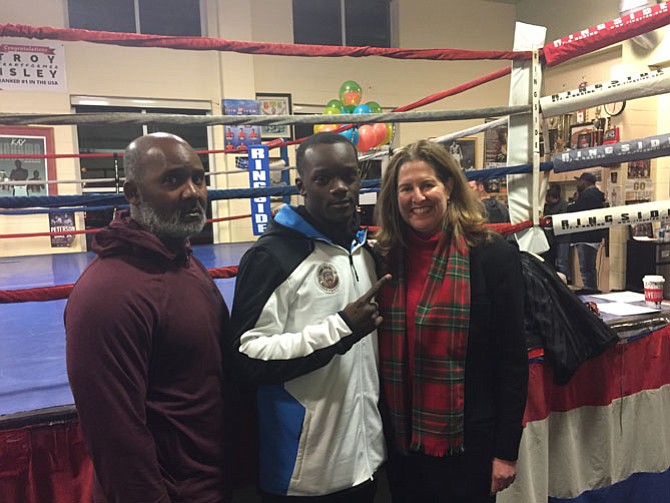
[
  {"xmin": 353, "ymin": 104, "xmax": 371, "ymax": 114},
  {"xmin": 351, "ymin": 127, "xmax": 359, "ymax": 145},
  {"xmin": 339, "ymin": 125, "xmax": 359, "ymax": 145}
]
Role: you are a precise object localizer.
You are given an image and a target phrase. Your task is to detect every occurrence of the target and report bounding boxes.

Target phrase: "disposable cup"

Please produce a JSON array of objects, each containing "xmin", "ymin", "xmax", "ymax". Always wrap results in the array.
[{"xmin": 643, "ymin": 275, "xmax": 665, "ymax": 309}]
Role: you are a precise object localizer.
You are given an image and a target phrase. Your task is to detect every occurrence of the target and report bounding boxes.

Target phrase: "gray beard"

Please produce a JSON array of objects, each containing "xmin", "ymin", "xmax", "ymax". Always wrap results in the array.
[{"xmin": 131, "ymin": 203, "xmax": 206, "ymax": 240}]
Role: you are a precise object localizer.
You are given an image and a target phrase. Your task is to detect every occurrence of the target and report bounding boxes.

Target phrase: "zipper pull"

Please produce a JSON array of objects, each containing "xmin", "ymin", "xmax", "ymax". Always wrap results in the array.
[{"xmin": 349, "ymin": 253, "xmax": 360, "ymax": 282}]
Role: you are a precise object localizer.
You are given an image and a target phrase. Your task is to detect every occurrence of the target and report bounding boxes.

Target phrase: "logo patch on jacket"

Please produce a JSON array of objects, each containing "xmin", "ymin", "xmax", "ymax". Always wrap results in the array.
[{"xmin": 316, "ymin": 264, "xmax": 339, "ymax": 293}]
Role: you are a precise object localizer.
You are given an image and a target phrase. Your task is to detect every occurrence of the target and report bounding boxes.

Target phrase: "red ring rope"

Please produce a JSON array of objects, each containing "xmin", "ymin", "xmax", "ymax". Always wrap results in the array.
[
  {"xmin": 0, "ymin": 214, "xmax": 252, "ymax": 240},
  {"xmin": 0, "ymin": 265, "xmax": 239, "ymax": 304}
]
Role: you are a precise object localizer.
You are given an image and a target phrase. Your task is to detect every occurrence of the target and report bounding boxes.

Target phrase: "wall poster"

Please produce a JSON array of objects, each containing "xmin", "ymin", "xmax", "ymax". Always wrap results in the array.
[
  {"xmin": 49, "ymin": 211, "xmax": 76, "ymax": 248},
  {"xmin": 222, "ymin": 99, "xmax": 262, "ymax": 151},
  {"xmin": 0, "ymin": 40, "xmax": 67, "ymax": 92},
  {"xmin": 0, "ymin": 126, "xmax": 56, "ymax": 197},
  {"xmin": 256, "ymin": 93, "xmax": 293, "ymax": 140},
  {"xmin": 625, "ymin": 159, "xmax": 653, "ymax": 203},
  {"xmin": 444, "ymin": 137, "xmax": 477, "ymax": 170},
  {"xmin": 484, "ymin": 120, "xmax": 508, "ymax": 168}
]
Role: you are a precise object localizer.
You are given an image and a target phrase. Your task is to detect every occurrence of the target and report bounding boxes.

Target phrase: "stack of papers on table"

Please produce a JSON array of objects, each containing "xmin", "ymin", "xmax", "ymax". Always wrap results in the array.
[{"xmin": 590, "ymin": 292, "xmax": 659, "ymax": 316}]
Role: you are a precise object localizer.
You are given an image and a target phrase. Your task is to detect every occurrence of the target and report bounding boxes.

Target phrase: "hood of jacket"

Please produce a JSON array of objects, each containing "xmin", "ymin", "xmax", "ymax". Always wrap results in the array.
[
  {"xmin": 91, "ymin": 211, "xmax": 191, "ymax": 262},
  {"xmin": 268, "ymin": 205, "xmax": 367, "ymax": 251}
]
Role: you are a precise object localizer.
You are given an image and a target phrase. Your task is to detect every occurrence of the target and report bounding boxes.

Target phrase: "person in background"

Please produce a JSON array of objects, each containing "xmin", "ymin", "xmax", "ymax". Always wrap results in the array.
[
  {"xmin": 9, "ymin": 159, "xmax": 29, "ymax": 196},
  {"xmin": 375, "ymin": 140, "xmax": 527, "ymax": 503},
  {"xmin": 568, "ymin": 172, "xmax": 606, "ymax": 290},
  {"xmin": 66, "ymin": 133, "xmax": 232, "ymax": 503},
  {"xmin": 468, "ymin": 179, "xmax": 510, "ymax": 223},
  {"xmin": 0, "ymin": 170, "xmax": 8, "ymax": 191},
  {"xmin": 449, "ymin": 141, "xmax": 463, "ymax": 167},
  {"xmin": 28, "ymin": 170, "xmax": 44, "ymax": 194},
  {"xmin": 543, "ymin": 184, "xmax": 571, "ymax": 282},
  {"xmin": 229, "ymin": 132, "xmax": 388, "ymax": 502}
]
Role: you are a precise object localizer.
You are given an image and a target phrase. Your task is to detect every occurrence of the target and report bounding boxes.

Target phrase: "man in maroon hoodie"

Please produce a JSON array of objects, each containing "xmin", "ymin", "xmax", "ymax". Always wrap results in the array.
[{"xmin": 65, "ymin": 133, "xmax": 232, "ymax": 502}]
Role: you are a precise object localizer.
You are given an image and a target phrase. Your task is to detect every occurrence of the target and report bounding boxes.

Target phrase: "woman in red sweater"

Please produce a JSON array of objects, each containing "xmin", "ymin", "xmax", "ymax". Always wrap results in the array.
[{"xmin": 374, "ymin": 140, "xmax": 528, "ymax": 502}]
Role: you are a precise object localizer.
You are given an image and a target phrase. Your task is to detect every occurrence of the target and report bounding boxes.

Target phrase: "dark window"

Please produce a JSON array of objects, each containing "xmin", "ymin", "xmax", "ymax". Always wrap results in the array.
[
  {"xmin": 293, "ymin": 0, "xmax": 390, "ymax": 47},
  {"xmin": 145, "ymin": 109, "xmax": 209, "ymax": 151},
  {"xmin": 345, "ymin": 0, "xmax": 391, "ymax": 48},
  {"xmin": 75, "ymin": 106, "xmax": 142, "ymax": 192},
  {"xmin": 293, "ymin": 0, "xmax": 341, "ymax": 46},
  {"xmin": 74, "ymin": 105, "xmax": 212, "ymax": 246},
  {"xmin": 293, "ymin": 116, "xmax": 315, "ymax": 146},
  {"xmin": 68, "ymin": 0, "xmax": 201, "ymax": 36},
  {"xmin": 138, "ymin": 0, "xmax": 201, "ymax": 36},
  {"xmin": 67, "ymin": 0, "xmax": 136, "ymax": 33}
]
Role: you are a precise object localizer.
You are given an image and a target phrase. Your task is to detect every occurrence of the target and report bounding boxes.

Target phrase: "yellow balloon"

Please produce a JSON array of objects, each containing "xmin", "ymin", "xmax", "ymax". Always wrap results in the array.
[
  {"xmin": 321, "ymin": 124, "xmax": 339, "ymax": 133},
  {"xmin": 314, "ymin": 124, "xmax": 339, "ymax": 134},
  {"xmin": 384, "ymin": 124, "xmax": 394, "ymax": 145}
]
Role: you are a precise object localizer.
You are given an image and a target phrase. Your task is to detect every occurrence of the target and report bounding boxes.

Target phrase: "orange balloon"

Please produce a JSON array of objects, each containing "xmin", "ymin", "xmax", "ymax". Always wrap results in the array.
[
  {"xmin": 342, "ymin": 91, "xmax": 362, "ymax": 107},
  {"xmin": 372, "ymin": 123, "xmax": 388, "ymax": 146},
  {"xmin": 357, "ymin": 125, "xmax": 377, "ymax": 152}
]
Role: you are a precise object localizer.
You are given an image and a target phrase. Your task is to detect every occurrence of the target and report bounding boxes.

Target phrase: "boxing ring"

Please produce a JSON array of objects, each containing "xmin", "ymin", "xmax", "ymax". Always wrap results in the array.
[{"xmin": 2, "ymin": 4, "xmax": 670, "ymax": 502}]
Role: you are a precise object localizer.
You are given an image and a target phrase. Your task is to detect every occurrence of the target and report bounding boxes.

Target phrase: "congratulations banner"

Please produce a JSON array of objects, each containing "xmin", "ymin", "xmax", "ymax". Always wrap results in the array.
[{"xmin": 0, "ymin": 41, "xmax": 67, "ymax": 92}]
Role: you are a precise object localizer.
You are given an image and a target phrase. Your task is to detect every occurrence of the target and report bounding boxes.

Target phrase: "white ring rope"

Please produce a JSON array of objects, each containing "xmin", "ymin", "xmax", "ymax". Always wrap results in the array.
[
  {"xmin": 0, "ymin": 169, "xmax": 293, "ymax": 187},
  {"xmin": 0, "ymin": 106, "xmax": 532, "ymax": 127},
  {"xmin": 1, "ymin": 179, "xmax": 93, "ymax": 186},
  {"xmin": 433, "ymin": 116, "xmax": 509, "ymax": 144},
  {"xmin": 552, "ymin": 132, "xmax": 670, "ymax": 172},
  {"xmin": 551, "ymin": 200, "xmax": 670, "ymax": 235},
  {"xmin": 356, "ymin": 118, "xmax": 510, "ymax": 163},
  {"xmin": 540, "ymin": 69, "xmax": 670, "ymax": 118}
]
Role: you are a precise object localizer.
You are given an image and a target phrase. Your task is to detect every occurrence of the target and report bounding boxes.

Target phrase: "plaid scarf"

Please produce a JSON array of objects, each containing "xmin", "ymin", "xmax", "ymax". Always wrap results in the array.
[{"xmin": 378, "ymin": 230, "xmax": 471, "ymax": 456}]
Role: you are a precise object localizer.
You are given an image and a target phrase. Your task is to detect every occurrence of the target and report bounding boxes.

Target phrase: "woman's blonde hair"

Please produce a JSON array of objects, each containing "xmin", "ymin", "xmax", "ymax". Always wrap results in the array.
[{"xmin": 374, "ymin": 140, "xmax": 492, "ymax": 252}]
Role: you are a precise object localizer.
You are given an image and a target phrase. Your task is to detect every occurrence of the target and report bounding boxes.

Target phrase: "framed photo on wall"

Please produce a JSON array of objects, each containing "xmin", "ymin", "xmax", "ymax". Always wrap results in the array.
[
  {"xmin": 577, "ymin": 132, "xmax": 593, "ymax": 148},
  {"xmin": 484, "ymin": 119, "xmax": 507, "ymax": 168},
  {"xmin": 222, "ymin": 99, "xmax": 262, "ymax": 151},
  {"xmin": 256, "ymin": 93, "xmax": 293, "ymax": 140},
  {"xmin": 547, "ymin": 128, "xmax": 560, "ymax": 154},
  {"xmin": 444, "ymin": 137, "xmax": 477, "ymax": 170},
  {"xmin": 569, "ymin": 123, "xmax": 596, "ymax": 149},
  {"xmin": 0, "ymin": 126, "xmax": 57, "ymax": 197}
]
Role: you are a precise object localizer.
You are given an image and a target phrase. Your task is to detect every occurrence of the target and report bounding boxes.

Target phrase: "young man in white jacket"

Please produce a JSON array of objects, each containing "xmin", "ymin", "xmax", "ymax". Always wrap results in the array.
[{"xmin": 230, "ymin": 132, "xmax": 389, "ymax": 502}]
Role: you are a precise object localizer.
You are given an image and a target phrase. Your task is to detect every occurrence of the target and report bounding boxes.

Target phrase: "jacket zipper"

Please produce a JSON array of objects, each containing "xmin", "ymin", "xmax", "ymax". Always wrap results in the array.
[
  {"xmin": 358, "ymin": 326, "xmax": 373, "ymax": 477},
  {"xmin": 349, "ymin": 246, "xmax": 373, "ymax": 477},
  {"xmin": 349, "ymin": 252, "xmax": 360, "ymax": 282}
]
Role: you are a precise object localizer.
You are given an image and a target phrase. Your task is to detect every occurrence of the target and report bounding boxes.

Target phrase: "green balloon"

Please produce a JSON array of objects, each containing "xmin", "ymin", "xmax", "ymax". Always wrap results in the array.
[
  {"xmin": 326, "ymin": 99, "xmax": 343, "ymax": 110},
  {"xmin": 366, "ymin": 101, "xmax": 382, "ymax": 113},
  {"xmin": 323, "ymin": 106, "xmax": 342, "ymax": 115},
  {"xmin": 339, "ymin": 80, "xmax": 362, "ymax": 107},
  {"xmin": 342, "ymin": 104, "xmax": 356, "ymax": 114}
]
